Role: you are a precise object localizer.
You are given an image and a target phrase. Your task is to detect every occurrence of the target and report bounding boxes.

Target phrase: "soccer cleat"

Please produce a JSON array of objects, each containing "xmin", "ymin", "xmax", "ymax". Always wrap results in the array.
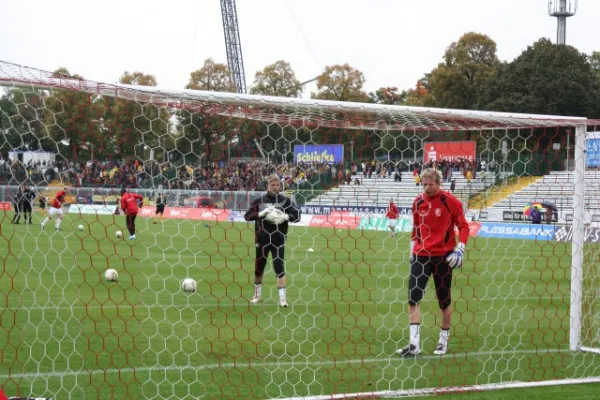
[
  {"xmin": 279, "ymin": 299, "xmax": 288, "ymax": 308},
  {"xmin": 433, "ymin": 342, "xmax": 447, "ymax": 355},
  {"xmin": 128, "ymin": 235, "xmax": 136, "ymax": 240},
  {"xmin": 396, "ymin": 344, "xmax": 420, "ymax": 357},
  {"xmin": 250, "ymin": 296, "xmax": 261, "ymax": 304}
]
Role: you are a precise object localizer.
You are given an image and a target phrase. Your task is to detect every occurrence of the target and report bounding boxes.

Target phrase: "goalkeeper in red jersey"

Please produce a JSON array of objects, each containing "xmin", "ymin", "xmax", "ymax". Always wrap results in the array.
[
  {"xmin": 120, "ymin": 188, "xmax": 144, "ymax": 240},
  {"xmin": 396, "ymin": 168, "xmax": 470, "ymax": 357},
  {"xmin": 41, "ymin": 187, "xmax": 68, "ymax": 231}
]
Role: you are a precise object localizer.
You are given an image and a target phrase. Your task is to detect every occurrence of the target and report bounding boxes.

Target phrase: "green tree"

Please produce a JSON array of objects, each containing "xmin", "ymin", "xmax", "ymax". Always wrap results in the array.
[
  {"xmin": 250, "ymin": 60, "xmax": 302, "ymax": 97},
  {"xmin": 589, "ymin": 51, "xmax": 600, "ymax": 81},
  {"xmin": 429, "ymin": 32, "xmax": 499, "ymax": 109},
  {"xmin": 176, "ymin": 60, "xmax": 239, "ymax": 163},
  {"xmin": 311, "ymin": 64, "xmax": 369, "ymax": 102},
  {"xmin": 0, "ymin": 89, "xmax": 54, "ymax": 153},
  {"xmin": 368, "ymin": 87, "xmax": 407, "ymax": 105},
  {"xmin": 479, "ymin": 38, "xmax": 600, "ymax": 118},
  {"xmin": 405, "ymin": 79, "xmax": 435, "ymax": 107},
  {"xmin": 119, "ymin": 71, "xmax": 158, "ymax": 86},
  {"xmin": 102, "ymin": 71, "xmax": 168, "ymax": 162},
  {"xmin": 42, "ymin": 68, "xmax": 105, "ymax": 160},
  {"xmin": 186, "ymin": 58, "xmax": 236, "ymax": 92}
]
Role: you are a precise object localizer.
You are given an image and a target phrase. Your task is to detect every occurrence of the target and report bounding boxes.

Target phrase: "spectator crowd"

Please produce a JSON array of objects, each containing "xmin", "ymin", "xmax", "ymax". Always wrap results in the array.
[
  {"xmin": 1, "ymin": 157, "xmax": 333, "ymax": 192},
  {"xmin": 1, "ymin": 155, "xmax": 493, "ymax": 193}
]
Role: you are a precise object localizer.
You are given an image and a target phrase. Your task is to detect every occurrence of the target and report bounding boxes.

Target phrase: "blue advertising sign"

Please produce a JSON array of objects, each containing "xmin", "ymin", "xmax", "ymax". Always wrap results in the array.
[
  {"xmin": 294, "ymin": 144, "xmax": 344, "ymax": 164},
  {"xmin": 227, "ymin": 210, "xmax": 247, "ymax": 222},
  {"xmin": 299, "ymin": 205, "xmax": 411, "ymax": 216},
  {"xmin": 587, "ymin": 138, "xmax": 600, "ymax": 168},
  {"xmin": 477, "ymin": 222, "xmax": 555, "ymax": 241}
]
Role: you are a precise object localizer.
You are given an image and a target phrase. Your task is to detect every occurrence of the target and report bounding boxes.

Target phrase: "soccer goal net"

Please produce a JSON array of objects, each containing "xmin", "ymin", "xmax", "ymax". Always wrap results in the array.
[{"xmin": 1, "ymin": 60, "xmax": 600, "ymax": 399}]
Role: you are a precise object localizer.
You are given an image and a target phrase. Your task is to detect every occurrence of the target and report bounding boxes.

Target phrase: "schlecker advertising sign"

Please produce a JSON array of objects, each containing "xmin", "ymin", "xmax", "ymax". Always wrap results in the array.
[
  {"xmin": 423, "ymin": 141, "xmax": 476, "ymax": 163},
  {"xmin": 294, "ymin": 144, "xmax": 344, "ymax": 164}
]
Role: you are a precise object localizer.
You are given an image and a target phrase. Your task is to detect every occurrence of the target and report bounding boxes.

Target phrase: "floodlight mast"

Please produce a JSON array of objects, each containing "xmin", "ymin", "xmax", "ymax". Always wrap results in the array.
[
  {"xmin": 548, "ymin": 0, "xmax": 578, "ymax": 45},
  {"xmin": 221, "ymin": 0, "xmax": 247, "ymax": 94}
]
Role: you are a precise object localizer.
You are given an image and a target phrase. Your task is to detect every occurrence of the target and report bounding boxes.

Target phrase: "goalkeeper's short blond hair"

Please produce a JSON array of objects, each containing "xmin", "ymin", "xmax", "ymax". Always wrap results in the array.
[
  {"xmin": 420, "ymin": 168, "xmax": 442, "ymax": 184},
  {"xmin": 267, "ymin": 175, "xmax": 281, "ymax": 184}
]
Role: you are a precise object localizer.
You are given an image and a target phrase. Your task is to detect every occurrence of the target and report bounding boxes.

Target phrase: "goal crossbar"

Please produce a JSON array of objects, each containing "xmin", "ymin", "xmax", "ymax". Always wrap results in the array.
[{"xmin": 1, "ymin": 60, "xmax": 598, "ymax": 131}]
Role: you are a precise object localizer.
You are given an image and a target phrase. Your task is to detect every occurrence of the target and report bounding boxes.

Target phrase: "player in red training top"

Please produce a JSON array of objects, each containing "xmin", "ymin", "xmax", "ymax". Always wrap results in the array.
[
  {"xmin": 41, "ymin": 187, "xmax": 68, "ymax": 231},
  {"xmin": 120, "ymin": 188, "xmax": 144, "ymax": 240},
  {"xmin": 386, "ymin": 199, "xmax": 399, "ymax": 238},
  {"xmin": 397, "ymin": 168, "xmax": 470, "ymax": 357}
]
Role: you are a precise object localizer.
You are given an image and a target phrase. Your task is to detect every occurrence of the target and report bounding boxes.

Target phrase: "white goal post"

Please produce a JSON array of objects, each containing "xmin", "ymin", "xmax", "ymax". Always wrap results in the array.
[{"xmin": 0, "ymin": 59, "xmax": 600, "ymax": 399}]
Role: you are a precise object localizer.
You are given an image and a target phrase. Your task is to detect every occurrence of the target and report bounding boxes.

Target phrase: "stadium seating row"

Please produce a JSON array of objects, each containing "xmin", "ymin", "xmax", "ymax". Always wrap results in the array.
[{"xmin": 305, "ymin": 172, "xmax": 494, "ymax": 208}]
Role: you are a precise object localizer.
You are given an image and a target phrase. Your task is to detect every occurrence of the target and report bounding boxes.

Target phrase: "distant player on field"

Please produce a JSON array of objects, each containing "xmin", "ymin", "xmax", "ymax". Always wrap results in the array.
[
  {"xmin": 11, "ymin": 186, "xmax": 23, "ymax": 224},
  {"xmin": 41, "ymin": 187, "xmax": 68, "ymax": 231},
  {"xmin": 397, "ymin": 168, "xmax": 470, "ymax": 356},
  {"xmin": 39, "ymin": 195, "xmax": 47, "ymax": 216},
  {"xmin": 153, "ymin": 193, "xmax": 166, "ymax": 224},
  {"xmin": 244, "ymin": 175, "xmax": 300, "ymax": 307},
  {"xmin": 120, "ymin": 188, "xmax": 144, "ymax": 240},
  {"xmin": 21, "ymin": 185, "xmax": 37, "ymax": 224},
  {"xmin": 386, "ymin": 198, "xmax": 399, "ymax": 237}
]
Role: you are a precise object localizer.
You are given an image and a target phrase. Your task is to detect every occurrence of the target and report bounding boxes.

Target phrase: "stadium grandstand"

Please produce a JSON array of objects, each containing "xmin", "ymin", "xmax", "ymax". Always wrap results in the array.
[
  {"xmin": 302, "ymin": 159, "xmax": 494, "ymax": 209},
  {"xmin": 0, "ymin": 155, "xmax": 495, "ymax": 211},
  {"xmin": 490, "ymin": 170, "xmax": 600, "ymax": 224}
]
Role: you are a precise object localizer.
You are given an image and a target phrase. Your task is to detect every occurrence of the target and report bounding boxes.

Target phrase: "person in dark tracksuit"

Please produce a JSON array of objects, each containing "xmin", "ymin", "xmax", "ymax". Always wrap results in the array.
[
  {"xmin": 244, "ymin": 175, "xmax": 300, "ymax": 307},
  {"xmin": 11, "ymin": 187, "xmax": 23, "ymax": 224},
  {"xmin": 39, "ymin": 195, "xmax": 47, "ymax": 216},
  {"xmin": 21, "ymin": 185, "xmax": 37, "ymax": 224},
  {"xmin": 153, "ymin": 194, "xmax": 166, "ymax": 224}
]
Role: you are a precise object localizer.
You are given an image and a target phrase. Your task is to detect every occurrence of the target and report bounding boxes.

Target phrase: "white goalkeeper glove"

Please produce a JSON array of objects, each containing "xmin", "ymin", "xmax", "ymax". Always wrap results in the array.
[
  {"xmin": 258, "ymin": 205, "xmax": 275, "ymax": 218},
  {"xmin": 409, "ymin": 240, "xmax": 416, "ymax": 263},
  {"xmin": 266, "ymin": 208, "xmax": 289, "ymax": 225},
  {"xmin": 446, "ymin": 242, "xmax": 466, "ymax": 269}
]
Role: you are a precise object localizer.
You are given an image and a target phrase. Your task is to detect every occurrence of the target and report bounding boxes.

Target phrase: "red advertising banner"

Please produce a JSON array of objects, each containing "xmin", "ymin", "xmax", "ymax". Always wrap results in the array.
[
  {"xmin": 423, "ymin": 141, "xmax": 476, "ymax": 163},
  {"xmin": 308, "ymin": 212, "xmax": 360, "ymax": 229},
  {"xmin": 138, "ymin": 207, "xmax": 230, "ymax": 222},
  {"xmin": 0, "ymin": 202, "xmax": 12, "ymax": 211},
  {"xmin": 465, "ymin": 222, "xmax": 481, "ymax": 237}
]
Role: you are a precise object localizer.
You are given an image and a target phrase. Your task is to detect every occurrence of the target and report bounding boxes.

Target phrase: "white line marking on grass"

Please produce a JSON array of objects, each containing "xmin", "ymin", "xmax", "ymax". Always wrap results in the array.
[
  {"xmin": 0, "ymin": 348, "xmax": 568, "ymax": 381},
  {"xmin": 6, "ymin": 296, "xmax": 570, "ymax": 312},
  {"xmin": 274, "ymin": 376, "xmax": 600, "ymax": 400}
]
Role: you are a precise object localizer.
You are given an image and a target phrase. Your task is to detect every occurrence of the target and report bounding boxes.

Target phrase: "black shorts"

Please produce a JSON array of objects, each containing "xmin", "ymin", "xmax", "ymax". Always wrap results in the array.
[
  {"xmin": 155, "ymin": 206, "xmax": 165, "ymax": 215},
  {"xmin": 408, "ymin": 255, "xmax": 453, "ymax": 310}
]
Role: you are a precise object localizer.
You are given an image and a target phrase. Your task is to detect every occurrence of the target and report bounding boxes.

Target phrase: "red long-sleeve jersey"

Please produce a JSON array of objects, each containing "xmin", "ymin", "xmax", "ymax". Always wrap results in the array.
[
  {"xmin": 411, "ymin": 190, "xmax": 469, "ymax": 256},
  {"xmin": 120, "ymin": 193, "xmax": 143, "ymax": 215},
  {"xmin": 386, "ymin": 203, "xmax": 399, "ymax": 219},
  {"xmin": 51, "ymin": 190, "xmax": 66, "ymax": 209}
]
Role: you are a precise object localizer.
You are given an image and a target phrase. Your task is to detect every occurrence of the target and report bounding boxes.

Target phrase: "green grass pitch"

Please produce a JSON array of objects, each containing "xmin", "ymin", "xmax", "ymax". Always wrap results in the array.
[{"xmin": 0, "ymin": 211, "xmax": 599, "ymax": 399}]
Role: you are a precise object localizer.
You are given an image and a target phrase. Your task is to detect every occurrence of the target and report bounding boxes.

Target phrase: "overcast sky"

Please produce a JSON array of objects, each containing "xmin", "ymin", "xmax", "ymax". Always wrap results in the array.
[{"xmin": 1, "ymin": 0, "xmax": 597, "ymax": 98}]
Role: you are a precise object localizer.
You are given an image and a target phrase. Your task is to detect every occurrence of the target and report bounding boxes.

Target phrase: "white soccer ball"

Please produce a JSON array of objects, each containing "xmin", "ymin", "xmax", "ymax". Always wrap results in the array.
[
  {"xmin": 116, "ymin": 230, "xmax": 123, "ymax": 239},
  {"xmin": 104, "ymin": 268, "xmax": 118, "ymax": 282},
  {"xmin": 182, "ymin": 278, "xmax": 197, "ymax": 293},
  {"xmin": 78, "ymin": 224, "xmax": 84, "ymax": 231}
]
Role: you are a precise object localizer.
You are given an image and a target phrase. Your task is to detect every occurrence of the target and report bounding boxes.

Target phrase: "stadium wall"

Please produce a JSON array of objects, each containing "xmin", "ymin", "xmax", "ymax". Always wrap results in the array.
[{"xmin": 61, "ymin": 204, "xmax": 599, "ymax": 243}]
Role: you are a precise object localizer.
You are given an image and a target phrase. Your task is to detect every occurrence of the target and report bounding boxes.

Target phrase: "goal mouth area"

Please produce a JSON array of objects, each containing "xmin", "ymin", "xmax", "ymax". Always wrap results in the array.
[{"xmin": 1, "ymin": 60, "xmax": 598, "ymax": 132}]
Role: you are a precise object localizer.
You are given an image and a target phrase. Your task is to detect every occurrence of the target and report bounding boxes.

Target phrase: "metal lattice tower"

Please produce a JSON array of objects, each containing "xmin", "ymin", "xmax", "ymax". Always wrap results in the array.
[
  {"xmin": 221, "ymin": 0, "xmax": 247, "ymax": 94},
  {"xmin": 548, "ymin": 0, "xmax": 578, "ymax": 45}
]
